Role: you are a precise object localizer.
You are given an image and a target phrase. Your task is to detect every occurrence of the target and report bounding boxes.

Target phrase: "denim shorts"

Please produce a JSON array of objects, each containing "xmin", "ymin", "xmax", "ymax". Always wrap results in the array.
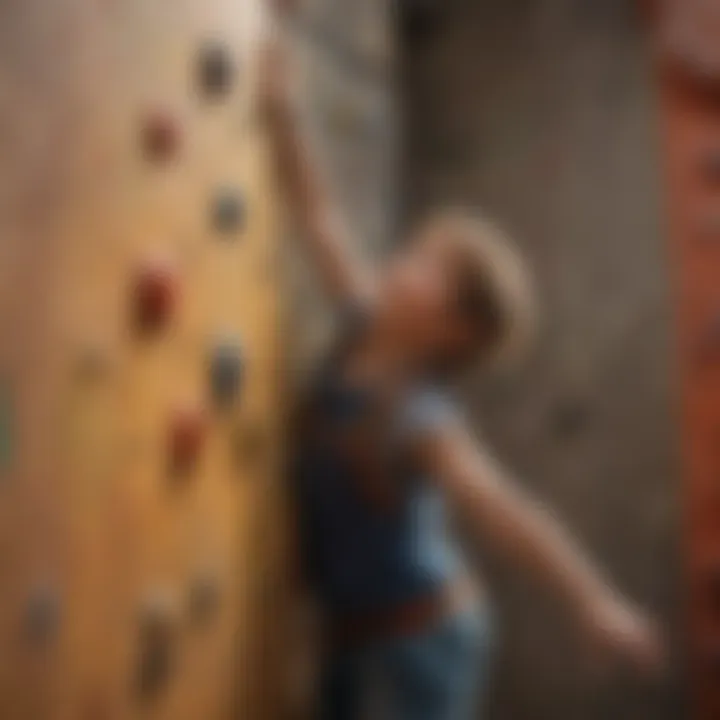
[{"xmin": 319, "ymin": 606, "xmax": 494, "ymax": 720}]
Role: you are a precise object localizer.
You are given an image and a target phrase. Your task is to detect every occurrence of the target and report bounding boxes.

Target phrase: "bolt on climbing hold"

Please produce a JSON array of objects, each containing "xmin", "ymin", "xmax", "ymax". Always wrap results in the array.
[
  {"xmin": 132, "ymin": 254, "xmax": 179, "ymax": 334},
  {"xmin": 141, "ymin": 110, "xmax": 181, "ymax": 164},
  {"xmin": 168, "ymin": 401, "xmax": 207, "ymax": 475},
  {"xmin": 25, "ymin": 584, "xmax": 61, "ymax": 646},
  {"xmin": 197, "ymin": 41, "xmax": 235, "ymax": 100},
  {"xmin": 136, "ymin": 589, "xmax": 180, "ymax": 700},
  {"xmin": 211, "ymin": 188, "xmax": 246, "ymax": 235},
  {"xmin": 209, "ymin": 337, "xmax": 245, "ymax": 408}
]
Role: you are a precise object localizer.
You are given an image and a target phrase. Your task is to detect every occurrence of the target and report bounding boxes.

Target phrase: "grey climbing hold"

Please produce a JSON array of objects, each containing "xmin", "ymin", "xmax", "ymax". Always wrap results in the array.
[
  {"xmin": 197, "ymin": 41, "xmax": 235, "ymax": 100},
  {"xmin": 25, "ymin": 584, "xmax": 61, "ymax": 645},
  {"xmin": 136, "ymin": 589, "xmax": 180, "ymax": 701},
  {"xmin": 211, "ymin": 188, "xmax": 245, "ymax": 236},
  {"xmin": 209, "ymin": 338, "xmax": 244, "ymax": 407}
]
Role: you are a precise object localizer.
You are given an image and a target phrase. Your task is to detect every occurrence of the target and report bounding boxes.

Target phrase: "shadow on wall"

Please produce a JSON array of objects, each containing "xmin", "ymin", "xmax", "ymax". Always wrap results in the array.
[{"xmin": 400, "ymin": 1, "xmax": 682, "ymax": 719}]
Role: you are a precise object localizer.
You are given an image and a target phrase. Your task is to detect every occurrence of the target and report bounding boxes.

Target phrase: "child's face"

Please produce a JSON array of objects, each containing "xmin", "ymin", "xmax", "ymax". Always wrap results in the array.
[{"xmin": 381, "ymin": 227, "xmax": 476, "ymax": 360}]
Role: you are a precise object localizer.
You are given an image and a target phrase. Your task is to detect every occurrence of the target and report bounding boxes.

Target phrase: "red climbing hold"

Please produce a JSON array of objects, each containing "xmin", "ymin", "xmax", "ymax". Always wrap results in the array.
[
  {"xmin": 133, "ymin": 254, "xmax": 178, "ymax": 333},
  {"xmin": 169, "ymin": 402, "xmax": 206, "ymax": 473},
  {"xmin": 141, "ymin": 110, "xmax": 181, "ymax": 163}
]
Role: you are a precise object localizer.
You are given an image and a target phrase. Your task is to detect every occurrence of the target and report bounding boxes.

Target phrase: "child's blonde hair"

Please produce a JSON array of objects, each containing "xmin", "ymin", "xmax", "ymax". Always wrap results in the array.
[{"xmin": 420, "ymin": 207, "xmax": 537, "ymax": 374}]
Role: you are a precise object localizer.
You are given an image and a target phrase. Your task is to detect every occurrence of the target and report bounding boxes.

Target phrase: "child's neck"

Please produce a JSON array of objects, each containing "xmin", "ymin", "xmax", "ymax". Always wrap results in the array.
[{"xmin": 345, "ymin": 312, "xmax": 427, "ymax": 386}]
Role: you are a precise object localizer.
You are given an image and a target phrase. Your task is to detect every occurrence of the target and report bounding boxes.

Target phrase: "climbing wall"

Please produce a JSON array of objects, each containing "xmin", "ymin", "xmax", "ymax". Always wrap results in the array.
[
  {"xmin": 0, "ymin": 1, "xmax": 286, "ymax": 718},
  {"xmin": 649, "ymin": 1, "xmax": 720, "ymax": 718}
]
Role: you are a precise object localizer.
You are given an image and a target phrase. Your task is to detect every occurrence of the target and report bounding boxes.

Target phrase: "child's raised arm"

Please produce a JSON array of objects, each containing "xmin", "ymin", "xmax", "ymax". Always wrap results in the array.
[
  {"xmin": 407, "ymin": 399, "xmax": 664, "ymax": 675},
  {"xmin": 259, "ymin": 34, "xmax": 374, "ymax": 307}
]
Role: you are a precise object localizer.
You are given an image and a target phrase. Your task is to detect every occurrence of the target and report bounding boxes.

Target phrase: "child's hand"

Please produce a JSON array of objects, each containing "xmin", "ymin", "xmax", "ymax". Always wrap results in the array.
[{"xmin": 579, "ymin": 592, "xmax": 665, "ymax": 677}]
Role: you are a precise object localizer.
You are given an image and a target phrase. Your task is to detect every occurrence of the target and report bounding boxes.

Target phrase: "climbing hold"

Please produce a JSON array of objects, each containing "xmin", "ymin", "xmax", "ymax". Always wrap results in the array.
[
  {"xmin": 209, "ymin": 337, "xmax": 245, "ymax": 408},
  {"xmin": 141, "ymin": 110, "xmax": 181, "ymax": 164},
  {"xmin": 197, "ymin": 41, "xmax": 235, "ymax": 100},
  {"xmin": 188, "ymin": 572, "xmax": 221, "ymax": 625},
  {"xmin": 136, "ymin": 589, "xmax": 180, "ymax": 701},
  {"xmin": 169, "ymin": 401, "xmax": 207, "ymax": 474},
  {"xmin": 132, "ymin": 254, "xmax": 179, "ymax": 333},
  {"xmin": 211, "ymin": 187, "xmax": 246, "ymax": 235},
  {"xmin": 25, "ymin": 584, "xmax": 61, "ymax": 645}
]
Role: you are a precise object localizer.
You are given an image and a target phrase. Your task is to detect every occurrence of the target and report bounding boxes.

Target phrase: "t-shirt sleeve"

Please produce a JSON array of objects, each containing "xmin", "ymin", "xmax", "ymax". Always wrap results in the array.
[{"xmin": 394, "ymin": 388, "xmax": 460, "ymax": 442}]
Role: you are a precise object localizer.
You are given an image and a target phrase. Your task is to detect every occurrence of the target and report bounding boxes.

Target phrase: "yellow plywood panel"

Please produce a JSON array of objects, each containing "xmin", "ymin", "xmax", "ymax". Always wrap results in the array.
[{"xmin": 0, "ymin": 1, "xmax": 284, "ymax": 718}]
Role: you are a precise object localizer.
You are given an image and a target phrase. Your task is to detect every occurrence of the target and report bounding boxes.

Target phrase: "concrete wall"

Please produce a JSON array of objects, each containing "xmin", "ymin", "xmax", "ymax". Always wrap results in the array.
[
  {"xmin": 401, "ymin": 1, "xmax": 684, "ymax": 718},
  {"xmin": 286, "ymin": 0, "xmax": 397, "ymax": 384}
]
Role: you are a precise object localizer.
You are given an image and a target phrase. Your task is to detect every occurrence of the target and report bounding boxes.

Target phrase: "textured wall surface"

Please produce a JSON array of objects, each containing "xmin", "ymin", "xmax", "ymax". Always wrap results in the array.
[
  {"xmin": 0, "ymin": 1, "xmax": 284, "ymax": 718},
  {"xmin": 402, "ymin": 1, "xmax": 684, "ymax": 719},
  {"xmin": 285, "ymin": 0, "xmax": 396, "ymax": 385}
]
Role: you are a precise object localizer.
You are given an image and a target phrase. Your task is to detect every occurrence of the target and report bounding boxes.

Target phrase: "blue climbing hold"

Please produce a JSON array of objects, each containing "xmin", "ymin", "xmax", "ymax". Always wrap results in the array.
[
  {"xmin": 212, "ymin": 188, "xmax": 245, "ymax": 236},
  {"xmin": 209, "ymin": 338, "xmax": 245, "ymax": 407}
]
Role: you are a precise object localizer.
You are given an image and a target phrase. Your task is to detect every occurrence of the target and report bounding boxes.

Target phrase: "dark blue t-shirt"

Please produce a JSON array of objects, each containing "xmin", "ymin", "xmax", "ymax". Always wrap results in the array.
[{"xmin": 293, "ymin": 305, "xmax": 465, "ymax": 614}]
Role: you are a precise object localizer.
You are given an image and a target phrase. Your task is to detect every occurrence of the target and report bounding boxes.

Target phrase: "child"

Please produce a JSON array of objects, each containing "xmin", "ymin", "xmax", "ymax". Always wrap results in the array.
[{"xmin": 260, "ymin": 29, "xmax": 663, "ymax": 720}]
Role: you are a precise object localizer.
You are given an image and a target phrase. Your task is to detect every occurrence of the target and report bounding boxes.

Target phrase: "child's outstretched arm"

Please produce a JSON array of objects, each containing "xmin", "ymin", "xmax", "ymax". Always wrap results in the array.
[
  {"xmin": 259, "ymin": 34, "xmax": 374, "ymax": 306},
  {"xmin": 413, "ymin": 406, "xmax": 664, "ymax": 674}
]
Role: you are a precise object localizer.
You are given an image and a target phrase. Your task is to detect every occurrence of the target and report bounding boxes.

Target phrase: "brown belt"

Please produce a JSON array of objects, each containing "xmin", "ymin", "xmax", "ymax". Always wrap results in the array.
[{"xmin": 329, "ymin": 579, "xmax": 472, "ymax": 650}]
